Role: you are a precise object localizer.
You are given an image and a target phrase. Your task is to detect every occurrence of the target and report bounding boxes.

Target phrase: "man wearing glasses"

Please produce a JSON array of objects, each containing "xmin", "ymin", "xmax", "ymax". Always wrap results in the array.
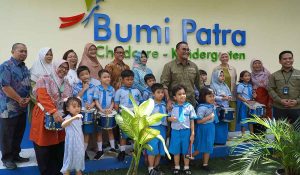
[
  {"xmin": 105, "ymin": 46, "xmax": 130, "ymax": 90},
  {"xmin": 161, "ymin": 41, "xmax": 203, "ymax": 110}
]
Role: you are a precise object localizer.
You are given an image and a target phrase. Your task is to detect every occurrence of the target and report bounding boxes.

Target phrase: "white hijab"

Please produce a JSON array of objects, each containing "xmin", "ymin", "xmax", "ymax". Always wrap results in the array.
[{"xmin": 30, "ymin": 48, "xmax": 54, "ymax": 82}]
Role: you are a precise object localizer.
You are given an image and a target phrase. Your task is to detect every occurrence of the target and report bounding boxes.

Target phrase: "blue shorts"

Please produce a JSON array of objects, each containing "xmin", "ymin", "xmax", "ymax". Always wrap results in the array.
[
  {"xmin": 82, "ymin": 123, "xmax": 95, "ymax": 134},
  {"xmin": 120, "ymin": 130, "xmax": 128, "ymax": 139},
  {"xmin": 146, "ymin": 125, "xmax": 166, "ymax": 156},
  {"xmin": 169, "ymin": 129, "xmax": 192, "ymax": 155}
]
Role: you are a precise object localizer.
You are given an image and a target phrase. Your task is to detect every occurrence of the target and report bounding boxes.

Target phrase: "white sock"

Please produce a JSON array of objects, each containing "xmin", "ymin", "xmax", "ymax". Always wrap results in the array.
[
  {"xmin": 120, "ymin": 145, "xmax": 126, "ymax": 152},
  {"xmin": 175, "ymin": 165, "xmax": 180, "ymax": 170},
  {"xmin": 203, "ymin": 164, "xmax": 208, "ymax": 166},
  {"xmin": 84, "ymin": 143, "xmax": 88, "ymax": 151},
  {"xmin": 148, "ymin": 167, "xmax": 154, "ymax": 173},
  {"xmin": 97, "ymin": 142, "xmax": 103, "ymax": 151},
  {"xmin": 184, "ymin": 166, "xmax": 189, "ymax": 170},
  {"xmin": 109, "ymin": 140, "xmax": 115, "ymax": 149}
]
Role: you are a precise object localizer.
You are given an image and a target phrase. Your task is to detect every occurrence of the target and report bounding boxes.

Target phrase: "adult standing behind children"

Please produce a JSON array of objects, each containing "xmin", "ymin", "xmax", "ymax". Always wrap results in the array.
[
  {"xmin": 212, "ymin": 52, "xmax": 237, "ymax": 131},
  {"xmin": 0, "ymin": 43, "xmax": 31, "ymax": 169},
  {"xmin": 79, "ymin": 43, "xmax": 103, "ymax": 79},
  {"xmin": 161, "ymin": 41, "xmax": 202, "ymax": 109},
  {"xmin": 132, "ymin": 50, "xmax": 153, "ymax": 93},
  {"xmin": 63, "ymin": 49, "xmax": 80, "ymax": 88},
  {"xmin": 105, "ymin": 46, "xmax": 130, "ymax": 90},
  {"xmin": 268, "ymin": 51, "xmax": 300, "ymax": 123}
]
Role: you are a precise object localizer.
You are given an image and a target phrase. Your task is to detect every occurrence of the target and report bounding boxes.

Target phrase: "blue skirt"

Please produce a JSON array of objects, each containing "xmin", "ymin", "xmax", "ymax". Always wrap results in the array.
[
  {"xmin": 214, "ymin": 122, "xmax": 228, "ymax": 145},
  {"xmin": 194, "ymin": 122, "xmax": 215, "ymax": 154}
]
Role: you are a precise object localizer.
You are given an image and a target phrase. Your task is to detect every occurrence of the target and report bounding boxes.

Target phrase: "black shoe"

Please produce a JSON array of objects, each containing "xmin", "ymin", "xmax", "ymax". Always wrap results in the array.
[
  {"xmin": 149, "ymin": 168, "xmax": 163, "ymax": 175},
  {"xmin": 14, "ymin": 156, "xmax": 29, "ymax": 163},
  {"xmin": 117, "ymin": 151, "xmax": 126, "ymax": 161},
  {"xmin": 94, "ymin": 151, "xmax": 104, "ymax": 160},
  {"xmin": 172, "ymin": 169, "xmax": 180, "ymax": 175},
  {"xmin": 3, "ymin": 161, "xmax": 17, "ymax": 169},
  {"xmin": 183, "ymin": 169, "xmax": 192, "ymax": 175},
  {"xmin": 109, "ymin": 148, "xmax": 117, "ymax": 153},
  {"xmin": 201, "ymin": 165, "xmax": 211, "ymax": 172},
  {"xmin": 85, "ymin": 152, "xmax": 89, "ymax": 160}
]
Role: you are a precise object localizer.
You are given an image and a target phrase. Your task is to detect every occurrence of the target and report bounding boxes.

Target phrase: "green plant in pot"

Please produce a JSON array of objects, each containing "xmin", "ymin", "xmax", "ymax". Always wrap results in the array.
[
  {"xmin": 231, "ymin": 116, "xmax": 300, "ymax": 175},
  {"xmin": 115, "ymin": 95, "xmax": 171, "ymax": 175}
]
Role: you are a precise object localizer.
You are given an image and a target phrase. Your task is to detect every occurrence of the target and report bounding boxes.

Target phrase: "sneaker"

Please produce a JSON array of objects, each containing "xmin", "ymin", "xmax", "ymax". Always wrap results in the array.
[
  {"xmin": 3, "ymin": 161, "xmax": 17, "ymax": 169},
  {"xmin": 183, "ymin": 169, "xmax": 192, "ymax": 175},
  {"xmin": 172, "ymin": 169, "xmax": 180, "ymax": 175},
  {"xmin": 85, "ymin": 152, "xmax": 89, "ymax": 160},
  {"xmin": 94, "ymin": 151, "xmax": 104, "ymax": 160},
  {"xmin": 201, "ymin": 165, "xmax": 211, "ymax": 172},
  {"xmin": 117, "ymin": 151, "xmax": 126, "ymax": 161},
  {"xmin": 109, "ymin": 148, "xmax": 117, "ymax": 153},
  {"xmin": 13, "ymin": 156, "xmax": 29, "ymax": 163},
  {"xmin": 149, "ymin": 168, "xmax": 164, "ymax": 175}
]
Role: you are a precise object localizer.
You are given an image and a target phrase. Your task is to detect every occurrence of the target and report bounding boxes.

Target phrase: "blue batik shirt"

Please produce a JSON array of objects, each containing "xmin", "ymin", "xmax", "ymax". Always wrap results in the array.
[
  {"xmin": 115, "ymin": 86, "xmax": 142, "ymax": 109},
  {"xmin": 0, "ymin": 57, "xmax": 31, "ymax": 118},
  {"xmin": 169, "ymin": 102, "xmax": 197, "ymax": 130},
  {"xmin": 73, "ymin": 78, "xmax": 100, "ymax": 109},
  {"xmin": 151, "ymin": 101, "xmax": 168, "ymax": 126},
  {"xmin": 94, "ymin": 85, "xmax": 115, "ymax": 109},
  {"xmin": 196, "ymin": 103, "xmax": 219, "ymax": 124}
]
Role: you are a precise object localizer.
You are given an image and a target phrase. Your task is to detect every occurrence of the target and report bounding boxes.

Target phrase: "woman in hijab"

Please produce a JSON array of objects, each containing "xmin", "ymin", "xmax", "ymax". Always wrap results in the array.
[
  {"xmin": 212, "ymin": 52, "xmax": 237, "ymax": 131},
  {"xmin": 251, "ymin": 59, "xmax": 272, "ymax": 133},
  {"xmin": 132, "ymin": 50, "xmax": 153, "ymax": 93},
  {"xmin": 29, "ymin": 48, "xmax": 54, "ymax": 121},
  {"xmin": 79, "ymin": 43, "xmax": 103, "ymax": 79},
  {"xmin": 63, "ymin": 49, "xmax": 79, "ymax": 87},
  {"xmin": 30, "ymin": 60, "xmax": 72, "ymax": 175}
]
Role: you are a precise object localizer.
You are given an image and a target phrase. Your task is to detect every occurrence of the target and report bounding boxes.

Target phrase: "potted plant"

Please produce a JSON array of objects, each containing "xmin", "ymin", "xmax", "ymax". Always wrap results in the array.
[
  {"xmin": 231, "ymin": 116, "xmax": 300, "ymax": 175},
  {"xmin": 115, "ymin": 95, "xmax": 171, "ymax": 175}
]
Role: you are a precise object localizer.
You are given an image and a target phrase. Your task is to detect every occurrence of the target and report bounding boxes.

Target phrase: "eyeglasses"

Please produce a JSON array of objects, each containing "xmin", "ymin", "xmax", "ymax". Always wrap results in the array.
[{"xmin": 59, "ymin": 65, "xmax": 69, "ymax": 71}]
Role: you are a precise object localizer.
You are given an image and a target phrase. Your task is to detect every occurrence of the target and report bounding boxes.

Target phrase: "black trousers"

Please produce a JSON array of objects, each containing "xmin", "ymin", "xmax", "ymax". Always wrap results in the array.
[
  {"xmin": 33, "ymin": 142, "xmax": 64, "ymax": 175},
  {"xmin": 0, "ymin": 113, "xmax": 26, "ymax": 162},
  {"xmin": 273, "ymin": 107, "xmax": 300, "ymax": 123}
]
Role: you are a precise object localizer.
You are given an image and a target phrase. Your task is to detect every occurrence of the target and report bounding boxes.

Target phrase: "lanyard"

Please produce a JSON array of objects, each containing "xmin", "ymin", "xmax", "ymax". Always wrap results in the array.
[{"xmin": 281, "ymin": 70, "xmax": 293, "ymax": 85}]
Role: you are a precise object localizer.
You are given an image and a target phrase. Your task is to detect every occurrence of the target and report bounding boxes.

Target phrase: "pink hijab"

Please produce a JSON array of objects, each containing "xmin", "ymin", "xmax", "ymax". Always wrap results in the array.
[
  {"xmin": 34, "ymin": 60, "xmax": 72, "ymax": 109},
  {"xmin": 79, "ymin": 43, "xmax": 103, "ymax": 79},
  {"xmin": 250, "ymin": 59, "xmax": 270, "ymax": 89}
]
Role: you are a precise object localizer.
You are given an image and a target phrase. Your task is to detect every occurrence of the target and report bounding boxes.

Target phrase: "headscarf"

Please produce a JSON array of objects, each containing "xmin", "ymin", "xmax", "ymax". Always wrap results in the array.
[
  {"xmin": 79, "ymin": 43, "xmax": 103, "ymax": 79},
  {"xmin": 250, "ymin": 59, "xmax": 270, "ymax": 89},
  {"xmin": 34, "ymin": 60, "xmax": 72, "ymax": 110},
  {"xmin": 210, "ymin": 70, "xmax": 231, "ymax": 96},
  {"xmin": 30, "ymin": 48, "xmax": 54, "ymax": 82},
  {"xmin": 132, "ymin": 51, "xmax": 147, "ymax": 71}
]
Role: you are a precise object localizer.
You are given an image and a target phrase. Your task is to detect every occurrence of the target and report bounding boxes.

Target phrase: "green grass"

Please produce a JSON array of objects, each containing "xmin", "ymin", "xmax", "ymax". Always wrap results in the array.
[{"xmin": 86, "ymin": 156, "xmax": 278, "ymax": 175}]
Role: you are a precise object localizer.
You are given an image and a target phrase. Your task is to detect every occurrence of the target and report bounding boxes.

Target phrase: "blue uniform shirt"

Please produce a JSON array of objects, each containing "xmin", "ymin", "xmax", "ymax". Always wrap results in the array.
[
  {"xmin": 73, "ymin": 78, "xmax": 100, "ymax": 109},
  {"xmin": 196, "ymin": 103, "xmax": 219, "ymax": 124},
  {"xmin": 169, "ymin": 102, "xmax": 196, "ymax": 130},
  {"xmin": 0, "ymin": 57, "xmax": 31, "ymax": 118},
  {"xmin": 115, "ymin": 86, "xmax": 142, "ymax": 109},
  {"xmin": 237, "ymin": 82, "xmax": 253, "ymax": 100},
  {"xmin": 94, "ymin": 85, "xmax": 115, "ymax": 109},
  {"xmin": 142, "ymin": 86, "xmax": 152, "ymax": 101},
  {"xmin": 151, "ymin": 101, "xmax": 168, "ymax": 126}
]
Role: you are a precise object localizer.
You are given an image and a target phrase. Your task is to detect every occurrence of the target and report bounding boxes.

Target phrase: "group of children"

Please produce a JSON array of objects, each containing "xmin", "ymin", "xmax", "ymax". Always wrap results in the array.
[{"xmin": 60, "ymin": 66, "xmax": 258, "ymax": 175}]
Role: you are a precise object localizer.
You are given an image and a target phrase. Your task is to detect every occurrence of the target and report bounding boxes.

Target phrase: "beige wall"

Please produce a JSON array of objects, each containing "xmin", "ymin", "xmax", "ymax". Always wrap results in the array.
[{"xmin": 0, "ymin": 0, "xmax": 299, "ymax": 81}]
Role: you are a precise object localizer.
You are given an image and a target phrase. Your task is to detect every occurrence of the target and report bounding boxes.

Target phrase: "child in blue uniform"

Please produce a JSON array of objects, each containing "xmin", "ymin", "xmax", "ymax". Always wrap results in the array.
[
  {"xmin": 210, "ymin": 70, "xmax": 232, "ymax": 144},
  {"xmin": 237, "ymin": 70, "xmax": 257, "ymax": 135},
  {"xmin": 73, "ymin": 66, "xmax": 100, "ymax": 160},
  {"xmin": 114, "ymin": 70, "xmax": 142, "ymax": 161},
  {"xmin": 143, "ymin": 74, "xmax": 156, "ymax": 101},
  {"xmin": 168, "ymin": 85, "xmax": 196, "ymax": 175},
  {"xmin": 146, "ymin": 83, "xmax": 167, "ymax": 174},
  {"xmin": 194, "ymin": 87, "xmax": 217, "ymax": 172},
  {"xmin": 94, "ymin": 69, "xmax": 116, "ymax": 160}
]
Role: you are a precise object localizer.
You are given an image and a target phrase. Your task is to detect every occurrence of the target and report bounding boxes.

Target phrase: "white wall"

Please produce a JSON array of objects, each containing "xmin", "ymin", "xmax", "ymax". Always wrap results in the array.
[{"xmin": 0, "ymin": 0, "xmax": 299, "ymax": 80}]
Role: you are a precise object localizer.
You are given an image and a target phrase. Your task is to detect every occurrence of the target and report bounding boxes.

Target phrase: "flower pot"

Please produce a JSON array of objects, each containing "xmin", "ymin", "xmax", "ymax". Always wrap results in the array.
[{"xmin": 275, "ymin": 168, "xmax": 285, "ymax": 175}]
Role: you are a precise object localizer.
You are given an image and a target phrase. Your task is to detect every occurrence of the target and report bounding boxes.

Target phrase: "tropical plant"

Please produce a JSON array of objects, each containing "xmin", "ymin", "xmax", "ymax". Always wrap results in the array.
[
  {"xmin": 115, "ymin": 95, "xmax": 171, "ymax": 175},
  {"xmin": 231, "ymin": 116, "xmax": 300, "ymax": 175}
]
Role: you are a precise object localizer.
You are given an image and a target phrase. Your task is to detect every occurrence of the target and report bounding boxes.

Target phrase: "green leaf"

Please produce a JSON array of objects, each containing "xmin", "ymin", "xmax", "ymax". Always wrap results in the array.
[
  {"xmin": 120, "ymin": 105, "xmax": 135, "ymax": 117},
  {"xmin": 129, "ymin": 94, "xmax": 139, "ymax": 114},
  {"xmin": 143, "ymin": 144, "xmax": 153, "ymax": 151},
  {"xmin": 138, "ymin": 127, "xmax": 160, "ymax": 145},
  {"xmin": 146, "ymin": 113, "xmax": 168, "ymax": 126},
  {"xmin": 156, "ymin": 135, "xmax": 171, "ymax": 160},
  {"xmin": 115, "ymin": 114, "xmax": 136, "ymax": 139},
  {"xmin": 139, "ymin": 98, "xmax": 154, "ymax": 117}
]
